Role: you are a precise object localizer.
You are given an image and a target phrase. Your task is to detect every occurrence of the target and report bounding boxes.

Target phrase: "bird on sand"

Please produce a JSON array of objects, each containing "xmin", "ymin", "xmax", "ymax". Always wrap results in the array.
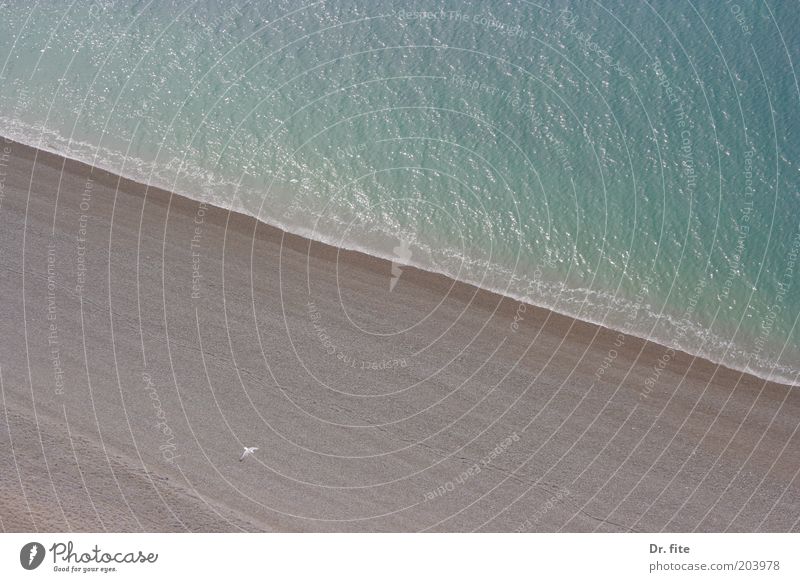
[{"xmin": 239, "ymin": 446, "xmax": 258, "ymax": 461}]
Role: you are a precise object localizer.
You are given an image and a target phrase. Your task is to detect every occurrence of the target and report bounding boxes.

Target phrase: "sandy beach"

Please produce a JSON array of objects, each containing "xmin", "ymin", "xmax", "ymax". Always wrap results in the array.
[{"xmin": 0, "ymin": 137, "xmax": 798, "ymax": 532}]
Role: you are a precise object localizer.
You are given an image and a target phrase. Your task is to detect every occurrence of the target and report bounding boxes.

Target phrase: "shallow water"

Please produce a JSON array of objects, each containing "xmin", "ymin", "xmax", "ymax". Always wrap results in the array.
[{"xmin": 0, "ymin": 0, "xmax": 797, "ymax": 384}]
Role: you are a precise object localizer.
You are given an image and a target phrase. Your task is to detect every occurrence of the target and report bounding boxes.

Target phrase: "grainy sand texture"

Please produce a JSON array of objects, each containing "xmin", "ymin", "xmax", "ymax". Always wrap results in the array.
[{"xmin": 1, "ymin": 139, "xmax": 798, "ymax": 532}]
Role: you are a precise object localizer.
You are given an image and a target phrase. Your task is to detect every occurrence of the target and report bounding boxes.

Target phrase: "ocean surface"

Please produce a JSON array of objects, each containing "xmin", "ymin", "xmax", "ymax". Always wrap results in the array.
[{"xmin": 0, "ymin": 1, "xmax": 797, "ymax": 385}]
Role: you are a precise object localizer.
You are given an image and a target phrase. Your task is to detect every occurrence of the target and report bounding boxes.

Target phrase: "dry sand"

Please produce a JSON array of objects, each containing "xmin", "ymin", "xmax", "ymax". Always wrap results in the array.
[{"xmin": 0, "ymin": 137, "xmax": 798, "ymax": 532}]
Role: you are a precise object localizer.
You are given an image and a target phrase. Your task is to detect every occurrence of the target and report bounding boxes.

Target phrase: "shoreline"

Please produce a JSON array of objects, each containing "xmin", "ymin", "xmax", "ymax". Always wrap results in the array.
[
  {"xmin": 0, "ymin": 134, "xmax": 794, "ymax": 390},
  {"xmin": 1, "ymin": 135, "xmax": 798, "ymax": 531}
]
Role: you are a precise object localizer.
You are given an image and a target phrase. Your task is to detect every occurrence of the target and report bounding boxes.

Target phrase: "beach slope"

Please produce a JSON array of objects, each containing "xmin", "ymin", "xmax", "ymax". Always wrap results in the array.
[{"xmin": 0, "ymin": 138, "xmax": 798, "ymax": 532}]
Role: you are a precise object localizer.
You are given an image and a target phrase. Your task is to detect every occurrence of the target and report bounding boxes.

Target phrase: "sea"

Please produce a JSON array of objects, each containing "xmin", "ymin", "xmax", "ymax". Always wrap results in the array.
[{"xmin": 0, "ymin": 0, "xmax": 797, "ymax": 385}]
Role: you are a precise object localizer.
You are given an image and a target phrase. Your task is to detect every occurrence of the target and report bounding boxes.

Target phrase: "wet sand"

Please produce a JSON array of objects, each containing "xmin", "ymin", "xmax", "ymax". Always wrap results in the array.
[{"xmin": 0, "ymin": 137, "xmax": 798, "ymax": 532}]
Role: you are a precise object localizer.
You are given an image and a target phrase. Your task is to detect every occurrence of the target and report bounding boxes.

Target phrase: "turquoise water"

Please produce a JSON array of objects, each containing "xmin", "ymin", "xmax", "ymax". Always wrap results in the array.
[{"xmin": 0, "ymin": 1, "xmax": 797, "ymax": 384}]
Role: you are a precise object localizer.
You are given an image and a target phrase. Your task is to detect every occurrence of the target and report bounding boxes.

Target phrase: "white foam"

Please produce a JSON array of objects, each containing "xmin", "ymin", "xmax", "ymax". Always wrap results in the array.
[{"xmin": 3, "ymin": 120, "xmax": 797, "ymax": 388}]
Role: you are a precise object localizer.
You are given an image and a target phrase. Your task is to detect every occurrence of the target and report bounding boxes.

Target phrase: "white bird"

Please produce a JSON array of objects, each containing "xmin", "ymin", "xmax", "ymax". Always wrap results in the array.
[{"xmin": 239, "ymin": 446, "xmax": 258, "ymax": 461}]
